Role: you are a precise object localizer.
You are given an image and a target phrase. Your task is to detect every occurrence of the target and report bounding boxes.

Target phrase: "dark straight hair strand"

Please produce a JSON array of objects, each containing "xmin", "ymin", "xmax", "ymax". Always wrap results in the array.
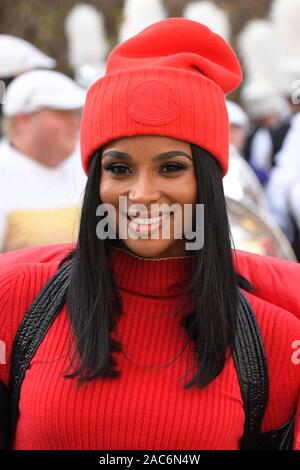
[{"xmin": 62, "ymin": 144, "xmax": 251, "ymax": 388}]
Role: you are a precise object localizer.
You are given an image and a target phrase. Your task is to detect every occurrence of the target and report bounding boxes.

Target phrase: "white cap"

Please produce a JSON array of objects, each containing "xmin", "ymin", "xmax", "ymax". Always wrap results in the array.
[
  {"xmin": 183, "ymin": 1, "xmax": 231, "ymax": 43},
  {"xmin": 0, "ymin": 35, "xmax": 56, "ymax": 78},
  {"xmin": 3, "ymin": 69, "xmax": 86, "ymax": 116},
  {"xmin": 278, "ymin": 60, "xmax": 300, "ymax": 96},
  {"xmin": 226, "ymin": 100, "xmax": 249, "ymax": 130},
  {"xmin": 118, "ymin": 0, "xmax": 167, "ymax": 43},
  {"xmin": 237, "ymin": 19, "xmax": 283, "ymax": 119},
  {"xmin": 240, "ymin": 83, "xmax": 283, "ymax": 120},
  {"xmin": 64, "ymin": 4, "xmax": 109, "ymax": 89},
  {"xmin": 271, "ymin": 0, "xmax": 300, "ymax": 97}
]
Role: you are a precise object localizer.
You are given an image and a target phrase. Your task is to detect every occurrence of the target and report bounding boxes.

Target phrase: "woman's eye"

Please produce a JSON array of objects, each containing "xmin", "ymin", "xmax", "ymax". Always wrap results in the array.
[
  {"xmin": 160, "ymin": 164, "xmax": 185, "ymax": 173},
  {"xmin": 103, "ymin": 163, "xmax": 186, "ymax": 175},
  {"xmin": 103, "ymin": 164, "xmax": 130, "ymax": 175}
]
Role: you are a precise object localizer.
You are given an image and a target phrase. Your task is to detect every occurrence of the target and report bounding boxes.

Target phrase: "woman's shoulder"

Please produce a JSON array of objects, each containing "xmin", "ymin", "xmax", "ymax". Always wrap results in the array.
[
  {"xmin": 243, "ymin": 290, "xmax": 300, "ymax": 374},
  {"xmin": 0, "ymin": 242, "xmax": 75, "ymax": 271},
  {"xmin": 0, "ymin": 243, "xmax": 73, "ymax": 330},
  {"xmin": 0, "ymin": 244, "xmax": 72, "ymax": 385},
  {"xmin": 244, "ymin": 289, "xmax": 300, "ymax": 339},
  {"xmin": 235, "ymin": 250, "xmax": 300, "ymax": 318}
]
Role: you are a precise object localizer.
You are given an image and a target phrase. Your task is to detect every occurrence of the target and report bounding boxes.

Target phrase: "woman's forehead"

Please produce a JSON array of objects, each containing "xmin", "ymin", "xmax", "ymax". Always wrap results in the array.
[{"xmin": 102, "ymin": 135, "xmax": 192, "ymax": 155}]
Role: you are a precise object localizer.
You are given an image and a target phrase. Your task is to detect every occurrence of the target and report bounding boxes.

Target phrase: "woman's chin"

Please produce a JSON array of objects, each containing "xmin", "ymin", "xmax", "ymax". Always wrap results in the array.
[{"xmin": 118, "ymin": 238, "xmax": 185, "ymax": 259}]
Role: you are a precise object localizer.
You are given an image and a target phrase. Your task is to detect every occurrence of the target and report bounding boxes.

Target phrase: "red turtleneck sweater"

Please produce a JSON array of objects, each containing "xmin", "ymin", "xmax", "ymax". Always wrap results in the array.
[{"xmin": 0, "ymin": 244, "xmax": 299, "ymax": 450}]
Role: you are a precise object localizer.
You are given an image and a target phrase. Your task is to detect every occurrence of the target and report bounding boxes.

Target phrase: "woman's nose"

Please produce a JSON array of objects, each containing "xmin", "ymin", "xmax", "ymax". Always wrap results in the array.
[{"xmin": 128, "ymin": 175, "xmax": 160, "ymax": 206}]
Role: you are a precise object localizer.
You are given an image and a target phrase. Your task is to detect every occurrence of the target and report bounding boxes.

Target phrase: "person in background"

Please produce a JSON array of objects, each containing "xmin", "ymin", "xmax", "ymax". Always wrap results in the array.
[
  {"xmin": 237, "ymin": 19, "xmax": 284, "ymax": 186},
  {"xmin": 263, "ymin": 0, "xmax": 300, "ymax": 261},
  {"xmin": 223, "ymin": 100, "xmax": 268, "ymax": 212},
  {"xmin": 0, "ymin": 69, "xmax": 87, "ymax": 252},
  {"xmin": 264, "ymin": 72, "xmax": 300, "ymax": 257},
  {"xmin": 289, "ymin": 181, "xmax": 300, "ymax": 259},
  {"xmin": 265, "ymin": 111, "xmax": 300, "ymax": 260},
  {"xmin": 0, "ymin": 35, "xmax": 56, "ymax": 136},
  {"xmin": 226, "ymin": 100, "xmax": 249, "ymax": 155},
  {"xmin": 241, "ymin": 87, "xmax": 282, "ymax": 187}
]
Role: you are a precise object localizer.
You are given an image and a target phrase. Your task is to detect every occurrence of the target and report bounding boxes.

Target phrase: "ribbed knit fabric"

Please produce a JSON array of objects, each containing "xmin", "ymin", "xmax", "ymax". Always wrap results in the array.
[
  {"xmin": 80, "ymin": 18, "xmax": 242, "ymax": 176},
  {"xmin": 80, "ymin": 67, "xmax": 230, "ymax": 176},
  {"xmin": 0, "ymin": 244, "xmax": 299, "ymax": 450}
]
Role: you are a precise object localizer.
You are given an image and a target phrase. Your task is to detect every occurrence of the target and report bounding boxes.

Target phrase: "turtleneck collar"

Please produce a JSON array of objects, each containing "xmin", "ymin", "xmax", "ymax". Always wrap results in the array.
[{"xmin": 108, "ymin": 243, "xmax": 194, "ymax": 298}]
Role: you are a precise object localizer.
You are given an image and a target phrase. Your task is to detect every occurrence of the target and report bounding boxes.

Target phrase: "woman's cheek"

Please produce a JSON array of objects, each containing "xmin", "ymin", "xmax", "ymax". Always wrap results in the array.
[{"xmin": 99, "ymin": 178, "xmax": 114, "ymax": 203}]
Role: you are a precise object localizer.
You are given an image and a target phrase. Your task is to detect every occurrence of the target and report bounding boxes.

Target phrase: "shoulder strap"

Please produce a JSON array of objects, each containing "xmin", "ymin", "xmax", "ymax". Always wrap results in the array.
[
  {"xmin": 6, "ymin": 258, "xmax": 73, "ymax": 449},
  {"xmin": 233, "ymin": 289, "xmax": 269, "ymax": 450},
  {"xmin": 269, "ymin": 120, "xmax": 291, "ymax": 167},
  {"xmin": 234, "ymin": 289, "xmax": 296, "ymax": 450}
]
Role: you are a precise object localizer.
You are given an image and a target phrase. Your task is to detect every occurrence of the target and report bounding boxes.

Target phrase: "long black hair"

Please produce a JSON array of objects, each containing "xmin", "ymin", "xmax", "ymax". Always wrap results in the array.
[{"xmin": 62, "ymin": 144, "xmax": 251, "ymax": 387}]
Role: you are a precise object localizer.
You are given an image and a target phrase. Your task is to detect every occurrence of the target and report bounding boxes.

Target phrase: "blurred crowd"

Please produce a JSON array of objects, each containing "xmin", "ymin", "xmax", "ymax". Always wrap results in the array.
[{"xmin": 0, "ymin": 0, "xmax": 299, "ymax": 261}]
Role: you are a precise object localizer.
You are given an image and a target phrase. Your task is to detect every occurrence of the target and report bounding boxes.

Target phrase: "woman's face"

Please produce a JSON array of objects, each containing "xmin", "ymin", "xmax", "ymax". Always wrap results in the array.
[{"xmin": 99, "ymin": 135, "xmax": 197, "ymax": 258}]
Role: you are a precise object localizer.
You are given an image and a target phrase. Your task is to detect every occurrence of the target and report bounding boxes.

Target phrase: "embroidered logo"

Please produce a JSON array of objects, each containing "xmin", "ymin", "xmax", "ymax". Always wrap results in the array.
[{"xmin": 127, "ymin": 80, "xmax": 180, "ymax": 125}]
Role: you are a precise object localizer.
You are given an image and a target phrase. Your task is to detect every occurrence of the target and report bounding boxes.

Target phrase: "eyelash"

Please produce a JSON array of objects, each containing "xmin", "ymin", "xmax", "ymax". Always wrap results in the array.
[{"xmin": 103, "ymin": 163, "xmax": 187, "ymax": 175}]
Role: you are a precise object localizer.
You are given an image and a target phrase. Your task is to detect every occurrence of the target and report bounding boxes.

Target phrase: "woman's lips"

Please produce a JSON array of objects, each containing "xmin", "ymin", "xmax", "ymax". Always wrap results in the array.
[{"xmin": 124, "ymin": 213, "xmax": 171, "ymax": 236}]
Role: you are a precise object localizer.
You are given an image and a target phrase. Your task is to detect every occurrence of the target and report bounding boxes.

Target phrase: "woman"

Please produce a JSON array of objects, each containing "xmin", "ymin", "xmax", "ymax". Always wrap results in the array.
[{"xmin": 0, "ymin": 18, "xmax": 299, "ymax": 450}]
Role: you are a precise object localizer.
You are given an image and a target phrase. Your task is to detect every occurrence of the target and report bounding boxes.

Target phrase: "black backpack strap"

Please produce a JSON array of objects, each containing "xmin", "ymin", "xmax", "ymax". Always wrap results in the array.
[
  {"xmin": 6, "ymin": 258, "xmax": 73, "ymax": 449},
  {"xmin": 233, "ymin": 289, "xmax": 269, "ymax": 450},
  {"xmin": 0, "ymin": 379, "xmax": 10, "ymax": 449},
  {"xmin": 234, "ymin": 289, "xmax": 296, "ymax": 449}
]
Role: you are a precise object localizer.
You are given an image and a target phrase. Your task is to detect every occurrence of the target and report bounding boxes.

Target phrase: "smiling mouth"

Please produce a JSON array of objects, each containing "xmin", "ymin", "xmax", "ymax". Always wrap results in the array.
[
  {"xmin": 127, "ymin": 214, "xmax": 166, "ymax": 225},
  {"xmin": 123, "ymin": 212, "xmax": 171, "ymax": 235}
]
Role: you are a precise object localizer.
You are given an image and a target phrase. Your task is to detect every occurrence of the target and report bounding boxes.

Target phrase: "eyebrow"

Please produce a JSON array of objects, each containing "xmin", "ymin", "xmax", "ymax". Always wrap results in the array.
[{"xmin": 101, "ymin": 150, "xmax": 193, "ymax": 162}]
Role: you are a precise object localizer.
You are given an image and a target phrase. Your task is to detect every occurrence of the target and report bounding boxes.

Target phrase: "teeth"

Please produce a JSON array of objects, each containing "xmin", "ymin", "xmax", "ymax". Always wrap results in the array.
[{"xmin": 129, "ymin": 216, "xmax": 161, "ymax": 225}]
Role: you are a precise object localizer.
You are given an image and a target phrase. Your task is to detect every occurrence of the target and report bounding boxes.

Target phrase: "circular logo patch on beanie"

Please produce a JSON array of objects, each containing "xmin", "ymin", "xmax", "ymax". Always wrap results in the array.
[{"xmin": 127, "ymin": 81, "xmax": 181, "ymax": 125}]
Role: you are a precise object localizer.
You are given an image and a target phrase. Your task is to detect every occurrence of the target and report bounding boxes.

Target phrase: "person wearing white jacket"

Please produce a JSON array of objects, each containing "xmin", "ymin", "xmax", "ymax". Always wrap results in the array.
[
  {"xmin": 0, "ymin": 69, "xmax": 87, "ymax": 252},
  {"xmin": 288, "ymin": 180, "xmax": 300, "ymax": 259},
  {"xmin": 265, "ymin": 112, "xmax": 300, "ymax": 247}
]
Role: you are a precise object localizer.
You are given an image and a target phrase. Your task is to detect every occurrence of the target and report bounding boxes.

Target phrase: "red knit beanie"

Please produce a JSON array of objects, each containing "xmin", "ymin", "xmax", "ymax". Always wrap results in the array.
[{"xmin": 80, "ymin": 17, "xmax": 243, "ymax": 176}]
